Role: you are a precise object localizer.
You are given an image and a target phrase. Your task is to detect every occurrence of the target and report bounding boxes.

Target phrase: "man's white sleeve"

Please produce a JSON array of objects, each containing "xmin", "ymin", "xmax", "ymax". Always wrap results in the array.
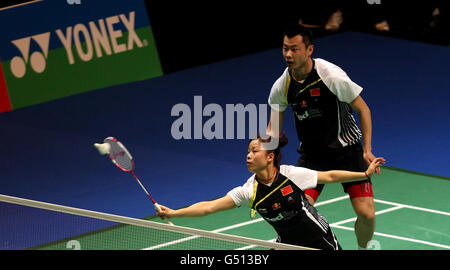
[
  {"xmin": 315, "ymin": 58, "xmax": 362, "ymax": 104},
  {"xmin": 268, "ymin": 69, "xmax": 289, "ymax": 112},
  {"xmin": 327, "ymin": 74, "xmax": 362, "ymax": 103}
]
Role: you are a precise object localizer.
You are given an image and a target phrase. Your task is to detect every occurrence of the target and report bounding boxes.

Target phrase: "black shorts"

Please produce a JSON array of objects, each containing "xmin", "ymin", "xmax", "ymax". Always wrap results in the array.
[{"xmin": 297, "ymin": 142, "xmax": 371, "ymax": 199}]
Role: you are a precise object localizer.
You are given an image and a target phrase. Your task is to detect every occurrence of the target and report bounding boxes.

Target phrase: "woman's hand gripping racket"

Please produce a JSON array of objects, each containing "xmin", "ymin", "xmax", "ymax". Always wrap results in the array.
[{"xmin": 94, "ymin": 137, "xmax": 173, "ymax": 225}]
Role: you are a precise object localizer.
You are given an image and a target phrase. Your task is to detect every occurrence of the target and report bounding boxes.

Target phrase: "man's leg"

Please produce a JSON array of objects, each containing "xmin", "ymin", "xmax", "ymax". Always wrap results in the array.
[
  {"xmin": 298, "ymin": 155, "xmax": 325, "ymax": 206},
  {"xmin": 347, "ymin": 183, "xmax": 376, "ymax": 249},
  {"xmin": 305, "ymin": 188, "xmax": 321, "ymax": 205}
]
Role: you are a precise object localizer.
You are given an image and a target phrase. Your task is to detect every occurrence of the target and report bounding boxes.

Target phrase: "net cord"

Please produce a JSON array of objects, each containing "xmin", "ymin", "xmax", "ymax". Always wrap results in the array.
[{"xmin": 0, "ymin": 194, "xmax": 316, "ymax": 250}]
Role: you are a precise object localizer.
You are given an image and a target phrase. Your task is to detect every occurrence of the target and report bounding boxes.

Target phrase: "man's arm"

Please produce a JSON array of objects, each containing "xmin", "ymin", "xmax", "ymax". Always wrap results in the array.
[
  {"xmin": 350, "ymin": 95, "xmax": 380, "ymax": 174},
  {"xmin": 267, "ymin": 109, "xmax": 285, "ymax": 137}
]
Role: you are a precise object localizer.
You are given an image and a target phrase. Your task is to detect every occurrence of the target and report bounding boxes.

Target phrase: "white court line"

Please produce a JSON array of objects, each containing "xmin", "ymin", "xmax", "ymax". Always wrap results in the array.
[
  {"xmin": 143, "ymin": 195, "xmax": 450, "ymax": 250},
  {"xmin": 235, "ymin": 238, "xmax": 277, "ymax": 250},
  {"xmin": 332, "ymin": 225, "xmax": 450, "ymax": 249},
  {"xmin": 240, "ymin": 203, "xmax": 449, "ymax": 250},
  {"xmin": 143, "ymin": 218, "xmax": 263, "ymax": 250},
  {"xmin": 374, "ymin": 199, "xmax": 450, "ymax": 216},
  {"xmin": 331, "ymin": 205, "xmax": 405, "ymax": 226},
  {"xmin": 142, "ymin": 195, "xmax": 349, "ymax": 250},
  {"xmin": 329, "ymin": 203, "xmax": 450, "ymax": 249},
  {"xmin": 315, "ymin": 195, "xmax": 349, "ymax": 206}
]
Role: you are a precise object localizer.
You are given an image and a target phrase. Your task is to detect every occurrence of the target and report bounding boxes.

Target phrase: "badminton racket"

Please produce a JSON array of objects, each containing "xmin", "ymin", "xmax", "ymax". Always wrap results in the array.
[{"xmin": 94, "ymin": 137, "xmax": 173, "ymax": 225}]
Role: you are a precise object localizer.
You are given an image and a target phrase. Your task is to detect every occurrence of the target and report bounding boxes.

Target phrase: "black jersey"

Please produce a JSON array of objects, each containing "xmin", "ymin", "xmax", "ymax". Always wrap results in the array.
[
  {"xmin": 227, "ymin": 165, "xmax": 340, "ymax": 249},
  {"xmin": 252, "ymin": 173, "xmax": 332, "ymax": 245},
  {"xmin": 269, "ymin": 58, "xmax": 363, "ymax": 154}
]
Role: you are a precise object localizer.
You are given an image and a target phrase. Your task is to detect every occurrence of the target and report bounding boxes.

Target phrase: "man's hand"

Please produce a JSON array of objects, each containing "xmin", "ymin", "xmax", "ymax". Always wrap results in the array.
[{"xmin": 364, "ymin": 151, "xmax": 381, "ymax": 175}]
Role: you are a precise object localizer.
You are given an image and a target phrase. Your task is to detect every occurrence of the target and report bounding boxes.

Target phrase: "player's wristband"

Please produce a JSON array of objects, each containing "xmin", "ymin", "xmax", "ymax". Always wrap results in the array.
[{"xmin": 365, "ymin": 171, "xmax": 370, "ymax": 179}]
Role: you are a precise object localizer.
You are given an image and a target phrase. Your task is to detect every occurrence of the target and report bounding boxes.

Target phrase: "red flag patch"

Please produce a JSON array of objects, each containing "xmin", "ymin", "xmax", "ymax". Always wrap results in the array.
[
  {"xmin": 310, "ymin": 88, "xmax": 320, "ymax": 97},
  {"xmin": 281, "ymin": 185, "xmax": 293, "ymax": 196}
]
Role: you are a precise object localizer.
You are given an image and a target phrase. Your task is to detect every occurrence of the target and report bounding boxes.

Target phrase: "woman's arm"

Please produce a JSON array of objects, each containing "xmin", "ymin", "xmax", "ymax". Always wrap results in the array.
[
  {"xmin": 157, "ymin": 195, "xmax": 237, "ymax": 218},
  {"xmin": 317, "ymin": 157, "xmax": 385, "ymax": 184}
]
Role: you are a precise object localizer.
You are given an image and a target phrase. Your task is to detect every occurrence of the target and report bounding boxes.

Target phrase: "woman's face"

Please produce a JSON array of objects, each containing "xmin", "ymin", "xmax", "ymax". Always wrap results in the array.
[{"xmin": 246, "ymin": 139, "xmax": 274, "ymax": 173}]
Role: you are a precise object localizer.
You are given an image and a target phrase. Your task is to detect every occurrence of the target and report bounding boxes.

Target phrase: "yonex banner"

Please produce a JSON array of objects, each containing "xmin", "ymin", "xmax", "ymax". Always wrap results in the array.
[{"xmin": 0, "ymin": 0, "xmax": 162, "ymax": 113}]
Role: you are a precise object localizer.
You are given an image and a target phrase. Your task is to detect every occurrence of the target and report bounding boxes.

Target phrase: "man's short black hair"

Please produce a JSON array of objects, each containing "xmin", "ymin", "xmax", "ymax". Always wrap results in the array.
[{"xmin": 283, "ymin": 22, "xmax": 313, "ymax": 48}]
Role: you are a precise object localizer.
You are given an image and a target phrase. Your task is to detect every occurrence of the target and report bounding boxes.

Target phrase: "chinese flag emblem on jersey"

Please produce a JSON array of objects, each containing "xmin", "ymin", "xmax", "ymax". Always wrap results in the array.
[
  {"xmin": 281, "ymin": 185, "xmax": 293, "ymax": 196},
  {"xmin": 310, "ymin": 88, "xmax": 320, "ymax": 97}
]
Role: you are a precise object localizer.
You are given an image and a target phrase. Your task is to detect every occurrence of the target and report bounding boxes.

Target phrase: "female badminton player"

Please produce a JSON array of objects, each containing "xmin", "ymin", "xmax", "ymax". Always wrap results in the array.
[{"xmin": 157, "ymin": 135, "xmax": 385, "ymax": 250}]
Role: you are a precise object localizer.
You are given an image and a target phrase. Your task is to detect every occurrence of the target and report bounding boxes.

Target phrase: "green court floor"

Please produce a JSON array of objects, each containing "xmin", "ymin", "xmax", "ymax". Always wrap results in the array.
[{"xmin": 32, "ymin": 167, "xmax": 450, "ymax": 250}]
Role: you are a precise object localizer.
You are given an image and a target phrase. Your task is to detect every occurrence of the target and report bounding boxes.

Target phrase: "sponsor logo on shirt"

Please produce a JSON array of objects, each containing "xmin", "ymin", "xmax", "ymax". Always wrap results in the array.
[
  {"xmin": 272, "ymin": 202, "xmax": 281, "ymax": 210},
  {"xmin": 265, "ymin": 210, "xmax": 299, "ymax": 222}
]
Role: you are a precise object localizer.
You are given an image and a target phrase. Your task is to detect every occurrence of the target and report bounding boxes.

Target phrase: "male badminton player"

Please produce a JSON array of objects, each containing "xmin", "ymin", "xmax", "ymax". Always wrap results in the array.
[
  {"xmin": 157, "ymin": 135, "xmax": 385, "ymax": 250},
  {"xmin": 266, "ymin": 22, "xmax": 379, "ymax": 250}
]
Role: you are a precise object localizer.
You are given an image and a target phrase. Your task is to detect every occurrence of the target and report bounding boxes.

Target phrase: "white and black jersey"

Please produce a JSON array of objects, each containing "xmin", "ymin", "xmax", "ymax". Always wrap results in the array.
[
  {"xmin": 269, "ymin": 58, "xmax": 363, "ymax": 154},
  {"xmin": 227, "ymin": 165, "xmax": 341, "ymax": 250}
]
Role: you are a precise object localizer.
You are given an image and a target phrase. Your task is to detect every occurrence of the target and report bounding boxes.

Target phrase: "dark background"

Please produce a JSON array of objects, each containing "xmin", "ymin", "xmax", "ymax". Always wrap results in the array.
[
  {"xmin": 143, "ymin": 0, "xmax": 449, "ymax": 74},
  {"xmin": 1, "ymin": 0, "xmax": 449, "ymax": 74}
]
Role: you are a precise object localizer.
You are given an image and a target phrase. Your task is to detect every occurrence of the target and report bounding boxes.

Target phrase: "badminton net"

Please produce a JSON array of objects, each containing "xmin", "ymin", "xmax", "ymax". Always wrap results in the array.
[{"xmin": 0, "ymin": 194, "xmax": 314, "ymax": 250}]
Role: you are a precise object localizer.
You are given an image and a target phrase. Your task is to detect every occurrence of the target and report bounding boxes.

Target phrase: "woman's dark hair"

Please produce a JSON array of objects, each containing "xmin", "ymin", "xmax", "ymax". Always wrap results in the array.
[{"xmin": 249, "ymin": 134, "xmax": 289, "ymax": 168}]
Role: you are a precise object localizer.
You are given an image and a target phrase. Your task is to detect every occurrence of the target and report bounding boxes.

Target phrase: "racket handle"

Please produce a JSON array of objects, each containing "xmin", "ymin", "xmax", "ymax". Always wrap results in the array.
[
  {"xmin": 153, "ymin": 202, "xmax": 162, "ymax": 212},
  {"xmin": 154, "ymin": 203, "xmax": 174, "ymax": 225}
]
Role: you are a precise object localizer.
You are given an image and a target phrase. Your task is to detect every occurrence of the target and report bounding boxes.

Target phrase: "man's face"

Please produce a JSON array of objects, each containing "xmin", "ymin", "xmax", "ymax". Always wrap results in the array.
[{"xmin": 282, "ymin": 34, "xmax": 313, "ymax": 71}]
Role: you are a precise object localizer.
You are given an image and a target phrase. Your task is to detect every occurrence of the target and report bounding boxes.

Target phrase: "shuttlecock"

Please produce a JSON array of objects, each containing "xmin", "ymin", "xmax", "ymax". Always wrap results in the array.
[{"xmin": 94, "ymin": 142, "xmax": 111, "ymax": 155}]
